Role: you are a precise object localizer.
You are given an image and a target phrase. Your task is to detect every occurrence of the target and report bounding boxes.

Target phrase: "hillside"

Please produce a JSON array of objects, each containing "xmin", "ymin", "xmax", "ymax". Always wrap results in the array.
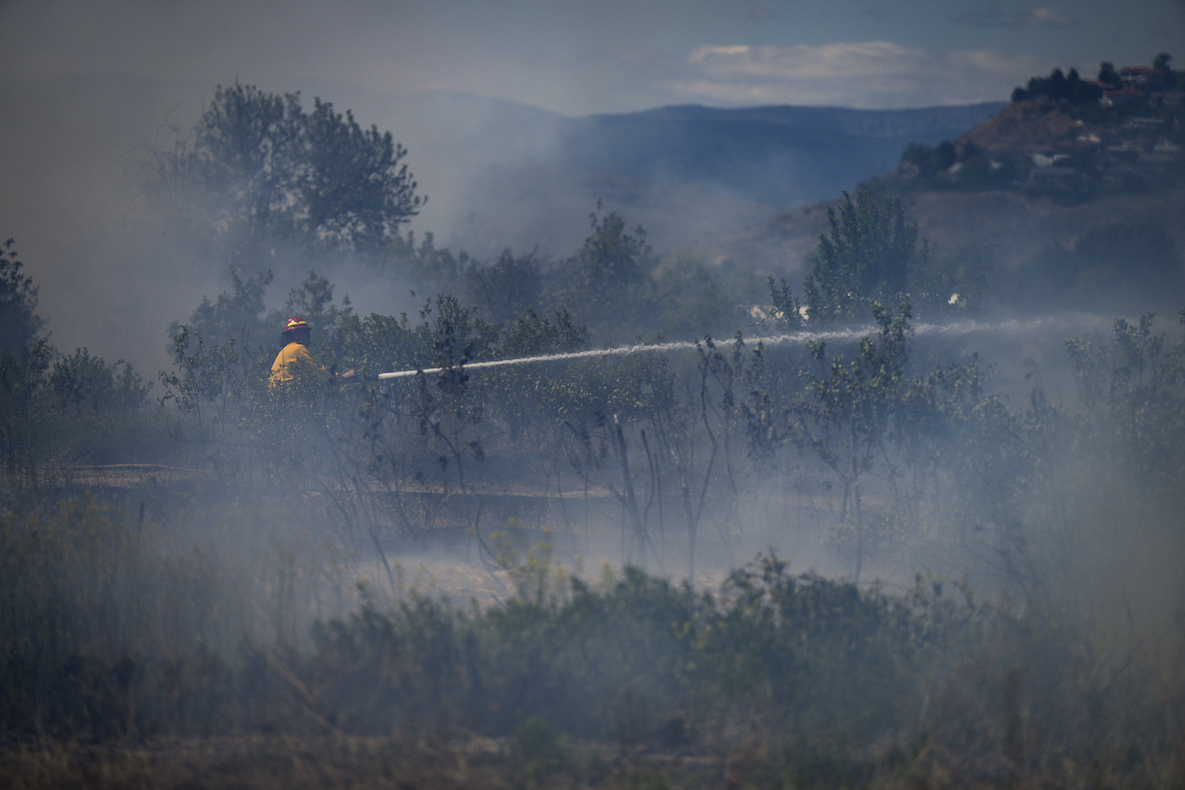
[
  {"xmin": 377, "ymin": 92, "xmax": 1005, "ymax": 256},
  {"xmin": 956, "ymin": 99, "xmax": 1083, "ymax": 150},
  {"xmin": 555, "ymin": 102, "xmax": 1008, "ymax": 208},
  {"xmin": 708, "ymin": 89, "xmax": 1185, "ymax": 315}
]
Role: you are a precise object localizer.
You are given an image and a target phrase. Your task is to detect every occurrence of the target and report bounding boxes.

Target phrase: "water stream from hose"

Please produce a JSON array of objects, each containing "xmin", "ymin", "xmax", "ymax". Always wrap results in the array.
[{"xmin": 375, "ymin": 314, "xmax": 1112, "ymax": 380}]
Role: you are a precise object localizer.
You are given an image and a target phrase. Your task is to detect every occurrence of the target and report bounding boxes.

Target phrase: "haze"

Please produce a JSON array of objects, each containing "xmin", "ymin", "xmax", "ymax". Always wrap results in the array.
[{"xmin": 0, "ymin": 0, "xmax": 1180, "ymax": 370}]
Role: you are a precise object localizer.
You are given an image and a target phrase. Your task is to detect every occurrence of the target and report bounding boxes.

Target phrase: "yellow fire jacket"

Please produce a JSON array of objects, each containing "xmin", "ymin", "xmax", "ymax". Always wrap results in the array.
[{"xmin": 269, "ymin": 342, "xmax": 326, "ymax": 389}]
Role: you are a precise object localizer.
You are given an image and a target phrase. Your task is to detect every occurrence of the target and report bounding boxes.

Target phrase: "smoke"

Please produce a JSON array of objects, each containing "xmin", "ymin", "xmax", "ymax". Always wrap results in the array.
[
  {"xmin": 0, "ymin": 0, "xmax": 1179, "ymax": 648},
  {"xmin": 0, "ymin": 0, "xmax": 1058, "ymax": 375}
]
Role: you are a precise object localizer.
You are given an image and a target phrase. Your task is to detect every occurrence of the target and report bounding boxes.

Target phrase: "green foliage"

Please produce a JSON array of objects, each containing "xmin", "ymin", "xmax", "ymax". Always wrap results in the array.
[
  {"xmin": 301, "ymin": 97, "xmax": 423, "ymax": 254},
  {"xmin": 650, "ymin": 255, "xmax": 756, "ymax": 339},
  {"xmin": 1012, "ymin": 221, "xmax": 1182, "ymax": 310},
  {"xmin": 169, "ymin": 268, "xmax": 355, "ymax": 383},
  {"xmin": 0, "ymin": 341, "xmax": 53, "ymax": 482},
  {"xmin": 485, "ymin": 310, "xmax": 590, "ymax": 443},
  {"xmin": 900, "ymin": 141, "xmax": 1026, "ymax": 193},
  {"xmin": 1098, "ymin": 61, "xmax": 1120, "ymax": 87},
  {"xmin": 335, "ymin": 311, "xmax": 420, "ymax": 375},
  {"xmin": 464, "ymin": 247, "xmax": 543, "ymax": 324},
  {"xmin": 1151, "ymin": 52, "xmax": 1177, "ymax": 88},
  {"xmin": 901, "ymin": 140, "xmax": 958, "ymax": 178},
  {"xmin": 0, "ymin": 238, "xmax": 45, "ymax": 354},
  {"xmin": 5, "ymin": 71, "xmax": 1185, "ymax": 782},
  {"xmin": 788, "ymin": 304, "xmax": 911, "ymax": 579},
  {"xmin": 406, "ymin": 296, "xmax": 501, "ymax": 489},
  {"xmin": 500, "ymin": 309, "xmax": 589, "ymax": 358},
  {"xmin": 171, "ymin": 268, "xmax": 275, "ymax": 352},
  {"xmin": 557, "ymin": 204, "xmax": 656, "ymax": 337},
  {"xmin": 0, "ymin": 492, "xmax": 354, "ymax": 740},
  {"xmin": 794, "ymin": 304, "xmax": 910, "ymax": 476},
  {"xmin": 1011, "ymin": 67, "xmax": 1103, "ymax": 105},
  {"xmin": 7, "ymin": 507, "xmax": 1171, "ymax": 788},
  {"xmin": 153, "ymin": 82, "xmax": 422, "ymax": 273},
  {"xmin": 512, "ymin": 714, "xmax": 573, "ymax": 783},
  {"xmin": 762, "ymin": 275, "xmax": 805, "ymax": 330},
  {"xmin": 0, "ymin": 496, "xmax": 159, "ymax": 739},
  {"xmin": 736, "ymin": 297, "xmax": 1052, "ymax": 587},
  {"xmin": 379, "ymin": 229, "xmax": 469, "ymax": 293},
  {"xmin": 3, "ymin": 340, "xmax": 161, "ymax": 479},
  {"xmin": 30, "ymin": 349, "xmax": 164, "ymax": 467},
  {"xmin": 159, "ymin": 326, "xmax": 251, "ymax": 441},
  {"xmin": 896, "ymin": 354, "xmax": 1035, "ymax": 549},
  {"xmin": 49, "ymin": 348, "xmax": 150, "ymax": 418},
  {"xmin": 1066, "ymin": 312, "xmax": 1185, "ymax": 491},
  {"xmin": 0, "ymin": 247, "xmax": 164, "ymax": 483},
  {"xmin": 377, "ymin": 208, "xmax": 763, "ymax": 344},
  {"xmin": 798, "ymin": 190, "xmax": 988, "ymax": 321},
  {"xmin": 803, "ymin": 190, "xmax": 925, "ymax": 324},
  {"xmin": 282, "ymin": 269, "xmax": 355, "ymax": 352}
]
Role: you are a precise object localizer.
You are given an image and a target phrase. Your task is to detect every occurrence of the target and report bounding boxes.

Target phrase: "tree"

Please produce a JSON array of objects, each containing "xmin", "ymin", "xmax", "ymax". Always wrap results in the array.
[
  {"xmin": 381, "ymin": 231, "xmax": 468, "ymax": 295},
  {"xmin": 300, "ymin": 98, "xmax": 423, "ymax": 253},
  {"xmin": 651, "ymin": 255, "xmax": 754, "ymax": 339},
  {"xmin": 170, "ymin": 268, "xmax": 275, "ymax": 353},
  {"xmin": 1153, "ymin": 53, "xmax": 1175, "ymax": 88},
  {"xmin": 1065, "ymin": 312, "xmax": 1185, "ymax": 493},
  {"xmin": 1016, "ymin": 67, "xmax": 1102, "ymax": 104},
  {"xmin": 803, "ymin": 190, "xmax": 925, "ymax": 325},
  {"xmin": 153, "ymin": 83, "xmax": 423, "ymax": 273},
  {"xmin": 556, "ymin": 205, "xmax": 655, "ymax": 338},
  {"xmin": 0, "ymin": 340, "xmax": 51, "ymax": 481},
  {"xmin": 464, "ymin": 248, "xmax": 543, "ymax": 324},
  {"xmin": 789, "ymin": 302, "xmax": 912, "ymax": 582},
  {"xmin": 1098, "ymin": 61, "xmax": 1120, "ymax": 87},
  {"xmin": 899, "ymin": 141, "xmax": 958, "ymax": 180},
  {"xmin": 0, "ymin": 238, "xmax": 45, "ymax": 353},
  {"xmin": 283, "ymin": 269, "xmax": 355, "ymax": 349},
  {"xmin": 49, "ymin": 348, "xmax": 150, "ymax": 418}
]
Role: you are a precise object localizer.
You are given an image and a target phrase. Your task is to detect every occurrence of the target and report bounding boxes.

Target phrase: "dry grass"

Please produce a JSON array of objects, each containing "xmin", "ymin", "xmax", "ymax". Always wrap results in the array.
[{"xmin": 0, "ymin": 733, "xmax": 725, "ymax": 790}]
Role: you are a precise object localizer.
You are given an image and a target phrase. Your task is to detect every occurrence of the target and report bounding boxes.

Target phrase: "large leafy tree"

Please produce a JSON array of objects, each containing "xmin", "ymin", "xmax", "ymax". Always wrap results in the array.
[
  {"xmin": 556, "ymin": 205, "xmax": 655, "ymax": 338},
  {"xmin": 154, "ymin": 83, "xmax": 423, "ymax": 271},
  {"xmin": 803, "ymin": 190, "xmax": 925, "ymax": 325}
]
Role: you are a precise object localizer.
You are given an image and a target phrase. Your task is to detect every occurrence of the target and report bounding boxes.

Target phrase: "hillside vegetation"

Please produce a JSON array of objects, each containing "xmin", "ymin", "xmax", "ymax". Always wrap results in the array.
[{"xmin": 713, "ymin": 55, "xmax": 1185, "ymax": 316}]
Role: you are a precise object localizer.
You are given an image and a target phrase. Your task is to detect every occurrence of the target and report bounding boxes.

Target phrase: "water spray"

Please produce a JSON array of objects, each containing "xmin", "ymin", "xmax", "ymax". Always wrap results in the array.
[{"xmin": 375, "ymin": 314, "xmax": 1110, "ymax": 380}]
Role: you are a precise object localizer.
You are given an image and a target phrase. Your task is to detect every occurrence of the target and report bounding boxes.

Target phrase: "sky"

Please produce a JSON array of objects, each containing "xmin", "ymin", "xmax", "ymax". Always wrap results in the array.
[
  {"xmin": 0, "ymin": 0, "xmax": 1180, "ymax": 368},
  {"xmin": 2, "ymin": 0, "xmax": 1181, "ymax": 114}
]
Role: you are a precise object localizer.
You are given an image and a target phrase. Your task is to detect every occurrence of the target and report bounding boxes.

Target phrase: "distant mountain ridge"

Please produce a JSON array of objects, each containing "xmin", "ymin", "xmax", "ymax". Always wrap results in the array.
[
  {"xmin": 378, "ymin": 92, "xmax": 1006, "ymax": 255},
  {"xmin": 555, "ymin": 102, "xmax": 1007, "ymax": 209},
  {"xmin": 707, "ymin": 94, "xmax": 1185, "ymax": 314},
  {"xmin": 597, "ymin": 103, "xmax": 1011, "ymax": 139}
]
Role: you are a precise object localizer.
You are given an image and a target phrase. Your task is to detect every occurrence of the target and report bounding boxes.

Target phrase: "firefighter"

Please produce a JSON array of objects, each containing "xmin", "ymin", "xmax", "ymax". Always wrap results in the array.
[{"xmin": 269, "ymin": 316, "xmax": 356, "ymax": 390}]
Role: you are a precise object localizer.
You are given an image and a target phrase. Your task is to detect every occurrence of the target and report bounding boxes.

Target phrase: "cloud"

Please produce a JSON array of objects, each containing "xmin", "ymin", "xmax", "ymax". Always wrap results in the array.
[
  {"xmin": 665, "ymin": 42, "xmax": 1053, "ymax": 107},
  {"xmin": 951, "ymin": 6, "xmax": 1079, "ymax": 29}
]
